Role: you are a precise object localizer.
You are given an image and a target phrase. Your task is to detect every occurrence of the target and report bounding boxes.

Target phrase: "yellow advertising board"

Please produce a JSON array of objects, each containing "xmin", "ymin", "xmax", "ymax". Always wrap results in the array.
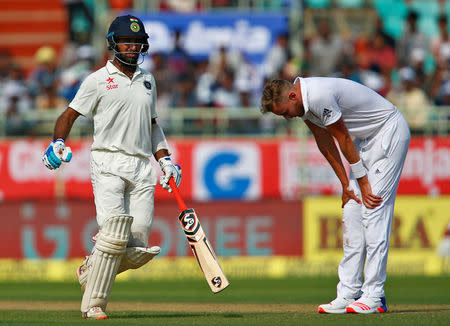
[{"xmin": 304, "ymin": 196, "xmax": 450, "ymax": 275}]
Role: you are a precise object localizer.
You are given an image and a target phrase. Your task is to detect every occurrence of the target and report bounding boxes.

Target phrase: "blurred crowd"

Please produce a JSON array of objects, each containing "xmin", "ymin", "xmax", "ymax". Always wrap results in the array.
[
  {"xmin": 0, "ymin": 1, "xmax": 449, "ymax": 136},
  {"xmin": 300, "ymin": 10, "xmax": 450, "ymax": 134}
]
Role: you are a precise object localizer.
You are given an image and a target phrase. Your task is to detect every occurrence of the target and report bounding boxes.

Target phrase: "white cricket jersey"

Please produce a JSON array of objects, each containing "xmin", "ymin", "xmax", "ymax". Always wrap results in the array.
[
  {"xmin": 69, "ymin": 61, "xmax": 158, "ymax": 157},
  {"xmin": 296, "ymin": 77, "xmax": 397, "ymax": 139}
]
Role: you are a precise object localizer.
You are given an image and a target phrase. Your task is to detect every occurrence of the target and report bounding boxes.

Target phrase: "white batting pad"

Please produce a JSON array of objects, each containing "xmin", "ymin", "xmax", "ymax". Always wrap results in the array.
[
  {"xmin": 118, "ymin": 246, "xmax": 161, "ymax": 274},
  {"xmin": 81, "ymin": 215, "xmax": 133, "ymax": 312}
]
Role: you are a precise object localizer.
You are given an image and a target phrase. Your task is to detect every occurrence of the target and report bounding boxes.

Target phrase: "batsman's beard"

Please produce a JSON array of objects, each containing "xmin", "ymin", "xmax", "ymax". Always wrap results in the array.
[{"xmin": 114, "ymin": 51, "xmax": 142, "ymax": 66}]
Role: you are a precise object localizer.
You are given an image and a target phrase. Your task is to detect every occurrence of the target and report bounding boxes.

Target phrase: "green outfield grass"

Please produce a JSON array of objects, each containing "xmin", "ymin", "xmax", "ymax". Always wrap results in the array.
[{"xmin": 0, "ymin": 276, "xmax": 448, "ymax": 325}]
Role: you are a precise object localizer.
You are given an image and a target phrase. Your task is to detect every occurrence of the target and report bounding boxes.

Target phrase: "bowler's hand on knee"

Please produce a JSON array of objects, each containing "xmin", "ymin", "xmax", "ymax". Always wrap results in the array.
[
  {"xmin": 342, "ymin": 186, "xmax": 361, "ymax": 208},
  {"xmin": 357, "ymin": 177, "xmax": 383, "ymax": 209}
]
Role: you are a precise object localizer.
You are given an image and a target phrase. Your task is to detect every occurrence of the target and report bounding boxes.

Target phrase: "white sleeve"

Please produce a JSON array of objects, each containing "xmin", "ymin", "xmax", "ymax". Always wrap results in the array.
[
  {"xmin": 151, "ymin": 123, "xmax": 171, "ymax": 155},
  {"xmin": 68, "ymin": 74, "xmax": 98, "ymax": 117},
  {"xmin": 309, "ymin": 96, "xmax": 342, "ymax": 126},
  {"xmin": 150, "ymin": 75, "xmax": 158, "ymax": 119}
]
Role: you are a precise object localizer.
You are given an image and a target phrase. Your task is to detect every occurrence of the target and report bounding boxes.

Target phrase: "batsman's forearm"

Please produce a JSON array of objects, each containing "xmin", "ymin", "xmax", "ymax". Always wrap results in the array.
[
  {"xmin": 53, "ymin": 115, "xmax": 73, "ymax": 140},
  {"xmin": 53, "ymin": 108, "xmax": 79, "ymax": 140},
  {"xmin": 154, "ymin": 149, "xmax": 170, "ymax": 161}
]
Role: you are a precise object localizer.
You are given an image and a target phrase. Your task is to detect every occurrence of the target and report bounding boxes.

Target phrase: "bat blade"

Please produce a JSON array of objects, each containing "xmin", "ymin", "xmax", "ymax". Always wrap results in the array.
[{"xmin": 179, "ymin": 208, "xmax": 230, "ymax": 293}]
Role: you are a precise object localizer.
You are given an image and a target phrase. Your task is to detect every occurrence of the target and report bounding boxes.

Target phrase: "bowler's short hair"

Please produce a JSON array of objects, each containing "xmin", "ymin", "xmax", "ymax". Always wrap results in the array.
[{"xmin": 260, "ymin": 79, "xmax": 293, "ymax": 113}]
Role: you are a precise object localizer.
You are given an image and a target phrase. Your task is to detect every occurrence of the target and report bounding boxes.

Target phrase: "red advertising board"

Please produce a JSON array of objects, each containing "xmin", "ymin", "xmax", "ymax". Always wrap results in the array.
[
  {"xmin": 0, "ymin": 137, "xmax": 448, "ymax": 201},
  {"xmin": 0, "ymin": 200, "xmax": 303, "ymax": 259}
]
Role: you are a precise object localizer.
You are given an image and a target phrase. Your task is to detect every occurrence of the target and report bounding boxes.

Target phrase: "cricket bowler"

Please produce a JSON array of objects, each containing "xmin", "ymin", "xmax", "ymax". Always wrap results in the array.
[{"xmin": 261, "ymin": 77, "xmax": 410, "ymax": 314}]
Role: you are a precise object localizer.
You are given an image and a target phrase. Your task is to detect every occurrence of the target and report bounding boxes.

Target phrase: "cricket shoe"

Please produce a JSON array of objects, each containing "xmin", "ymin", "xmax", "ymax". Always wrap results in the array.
[
  {"xmin": 82, "ymin": 306, "xmax": 107, "ymax": 319},
  {"xmin": 318, "ymin": 297, "xmax": 356, "ymax": 314},
  {"xmin": 346, "ymin": 297, "xmax": 387, "ymax": 314}
]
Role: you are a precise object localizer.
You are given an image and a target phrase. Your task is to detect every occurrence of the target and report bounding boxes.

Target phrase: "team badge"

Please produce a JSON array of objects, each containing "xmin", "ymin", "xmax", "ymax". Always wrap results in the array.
[
  {"xmin": 130, "ymin": 22, "xmax": 140, "ymax": 33},
  {"xmin": 144, "ymin": 81, "xmax": 152, "ymax": 89}
]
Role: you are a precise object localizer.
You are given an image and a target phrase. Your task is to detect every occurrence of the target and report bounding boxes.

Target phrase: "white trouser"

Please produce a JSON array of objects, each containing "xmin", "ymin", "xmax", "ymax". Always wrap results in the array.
[
  {"xmin": 337, "ymin": 110, "xmax": 410, "ymax": 299},
  {"xmin": 90, "ymin": 150, "xmax": 157, "ymax": 247}
]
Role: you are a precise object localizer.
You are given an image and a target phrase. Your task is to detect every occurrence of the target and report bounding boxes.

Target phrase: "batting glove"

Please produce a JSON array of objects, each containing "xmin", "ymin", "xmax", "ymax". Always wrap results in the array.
[
  {"xmin": 158, "ymin": 156, "xmax": 181, "ymax": 193},
  {"xmin": 42, "ymin": 138, "xmax": 72, "ymax": 170}
]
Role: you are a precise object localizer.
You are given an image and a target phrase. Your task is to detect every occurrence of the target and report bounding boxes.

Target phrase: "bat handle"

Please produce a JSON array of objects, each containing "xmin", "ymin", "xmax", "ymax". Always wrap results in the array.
[{"xmin": 169, "ymin": 178, "xmax": 188, "ymax": 211}]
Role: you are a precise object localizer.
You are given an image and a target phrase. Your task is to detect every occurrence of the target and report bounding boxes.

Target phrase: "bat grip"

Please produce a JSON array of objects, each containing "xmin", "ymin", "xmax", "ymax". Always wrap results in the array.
[{"xmin": 169, "ymin": 178, "xmax": 188, "ymax": 211}]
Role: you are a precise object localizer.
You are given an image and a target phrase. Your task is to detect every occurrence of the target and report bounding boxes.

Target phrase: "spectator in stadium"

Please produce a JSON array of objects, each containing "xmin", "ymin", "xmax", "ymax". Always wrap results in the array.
[
  {"xmin": 27, "ymin": 46, "xmax": 60, "ymax": 101},
  {"xmin": 386, "ymin": 67, "xmax": 430, "ymax": 134},
  {"xmin": 374, "ymin": 14, "xmax": 395, "ymax": 48},
  {"xmin": 148, "ymin": 52, "xmax": 175, "ymax": 109},
  {"xmin": 431, "ymin": 14, "xmax": 450, "ymax": 67},
  {"xmin": 1, "ymin": 66, "xmax": 34, "ymax": 136},
  {"xmin": 306, "ymin": 19, "xmax": 344, "ymax": 76},
  {"xmin": 235, "ymin": 53, "xmax": 264, "ymax": 107},
  {"xmin": 333, "ymin": 58, "xmax": 362, "ymax": 84},
  {"xmin": 212, "ymin": 68, "xmax": 240, "ymax": 108},
  {"xmin": 194, "ymin": 59, "xmax": 216, "ymax": 107},
  {"xmin": 0, "ymin": 65, "xmax": 32, "ymax": 114},
  {"xmin": 437, "ymin": 80, "xmax": 450, "ymax": 107},
  {"xmin": 63, "ymin": 0, "xmax": 94, "ymax": 43},
  {"xmin": 397, "ymin": 11, "xmax": 430, "ymax": 67},
  {"xmin": 367, "ymin": 32, "xmax": 398, "ymax": 73},
  {"xmin": 35, "ymin": 81, "xmax": 68, "ymax": 111},
  {"xmin": 429, "ymin": 63, "xmax": 450, "ymax": 106},
  {"xmin": 208, "ymin": 45, "xmax": 243, "ymax": 79},
  {"xmin": 0, "ymin": 50, "xmax": 12, "ymax": 81},
  {"xmin": 261, "ymin": 77, "xmax": 410, "ymax": 314},
  {"xmin": 264, "ymin": 33, "xmax": 290, "ymax": 78},
  {"xmin": 169, "ymin": 72, "xmax": 197, "ymax": 108},
  {"xmin": 167, "ymin": 30, "xmax": 191, "ymax": 78},
  {"xmin": 159, "ymin": 0, "xmax": 202, "ymax": 11},
  {"xmin": 59, "ymin": 44, "xmax": 96, "ymax": 102}
]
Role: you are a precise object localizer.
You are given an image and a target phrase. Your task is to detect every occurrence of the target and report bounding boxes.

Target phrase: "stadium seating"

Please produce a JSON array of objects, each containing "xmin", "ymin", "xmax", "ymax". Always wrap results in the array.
[
  {"xmin": 306, "ymin": 0, "xmax": 331, "ymax": 9},
  {"xmin": 418, "ymin": 16, "xmax": 439, "ymax": 38},
  {"xmin": 373, "ymin": 0, "xmax": 409, "ymax": 18},
  {"xmin": 0, "ymin": 0, "xmax": 68, "ymax": 73},
  {"xmin": 383, "ymin": 15, "xmax": 405, "ymax": 39},
  {"xmin": 410, "ymin": 0, "xmax": 440, "ymax": 19},
  {"xmin": 336, "ymin": 0, "xmax": 364, "ymax": 9}
]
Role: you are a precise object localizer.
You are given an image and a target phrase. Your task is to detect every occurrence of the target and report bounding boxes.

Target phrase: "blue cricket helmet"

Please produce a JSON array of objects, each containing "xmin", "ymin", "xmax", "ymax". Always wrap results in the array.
[{"xmin": 106, "ymin": 15, "xmax": 149, "ymax": 53}]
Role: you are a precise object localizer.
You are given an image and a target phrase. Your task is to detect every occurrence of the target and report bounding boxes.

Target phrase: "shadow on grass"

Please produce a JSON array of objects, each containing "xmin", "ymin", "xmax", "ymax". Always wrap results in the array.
[
  {"xmin": 392, "ymin": 307, "xmax": 450, "ymax": 313},
  {"xmin": 113, "ymin": 312, "xmax": 244, "ymax": 319}
]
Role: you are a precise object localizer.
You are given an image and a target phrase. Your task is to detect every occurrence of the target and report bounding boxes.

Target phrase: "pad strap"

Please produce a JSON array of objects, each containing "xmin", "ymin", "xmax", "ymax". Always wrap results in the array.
[{"xmin": 118, "ymin": 246, "xmax": 161, "ymax": 274}]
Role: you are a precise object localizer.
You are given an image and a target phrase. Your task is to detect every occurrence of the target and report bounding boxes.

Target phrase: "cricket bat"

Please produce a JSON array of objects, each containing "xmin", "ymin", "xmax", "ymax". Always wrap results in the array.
[{"xmin": 169, "ymin": 178, "xmax": 230, "ymax": 293}]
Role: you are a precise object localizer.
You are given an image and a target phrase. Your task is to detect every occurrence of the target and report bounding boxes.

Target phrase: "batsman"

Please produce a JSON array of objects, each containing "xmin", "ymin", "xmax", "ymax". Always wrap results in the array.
[{"xmin": 42, "ymin": 15, "xmax": 181, "ymax": 319}]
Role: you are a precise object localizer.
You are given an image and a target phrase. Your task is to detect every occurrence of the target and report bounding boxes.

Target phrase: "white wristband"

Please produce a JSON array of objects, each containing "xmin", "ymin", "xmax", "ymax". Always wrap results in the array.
[{"xmin": 350, "ymin": 160, "xmax": 366, "ymax": 179}]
